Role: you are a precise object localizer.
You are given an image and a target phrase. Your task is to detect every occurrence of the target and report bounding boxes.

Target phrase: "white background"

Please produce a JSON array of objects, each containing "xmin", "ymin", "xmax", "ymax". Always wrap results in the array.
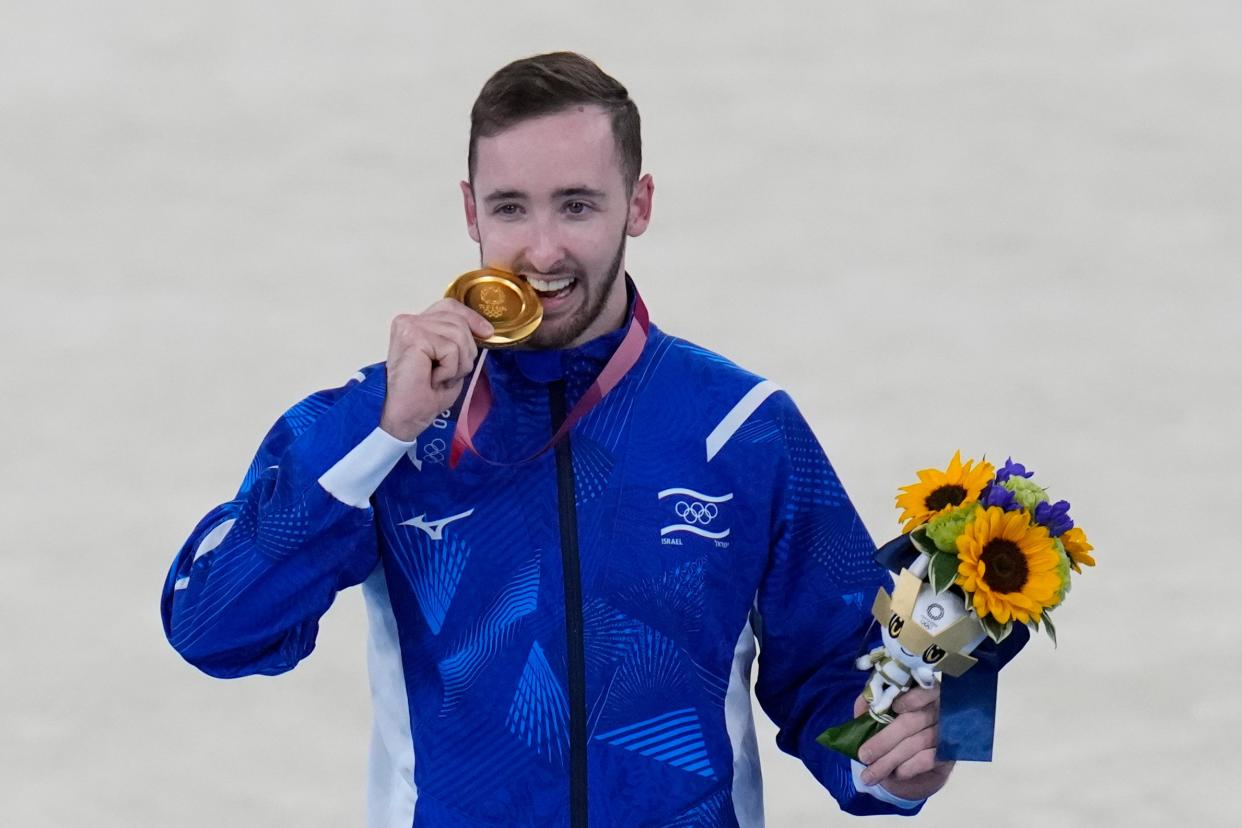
[{"xmin": 2, "ymin": 2, "xmax": 1238, "ymax": 825}]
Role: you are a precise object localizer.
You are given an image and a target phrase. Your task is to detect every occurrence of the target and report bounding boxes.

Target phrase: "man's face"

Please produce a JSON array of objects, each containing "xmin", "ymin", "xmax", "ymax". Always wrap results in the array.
[{"xmin": 462, "ymin": 105, "xmax": 653, "ymax": 349}]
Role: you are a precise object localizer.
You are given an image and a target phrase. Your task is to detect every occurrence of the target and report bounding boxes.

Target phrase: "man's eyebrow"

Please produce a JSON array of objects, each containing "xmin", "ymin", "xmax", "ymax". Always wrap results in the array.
[
  {"xmin": 554, "ymin": 186, "xmax": 607, "ymax": 199},
  {"xmin": 483, "ymin": 186, "xmax": 607, "ymax": 202},
  {"xmin": 483, "ymin": 189, "xmax": 527, "ymax": 203}
]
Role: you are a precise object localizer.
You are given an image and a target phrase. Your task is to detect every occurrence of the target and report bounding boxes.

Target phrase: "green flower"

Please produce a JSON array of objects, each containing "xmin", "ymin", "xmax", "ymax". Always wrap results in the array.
[
  {"xmin": 1001, "ymin": 476, "xmax": 1049, "ymax": 512},
  {"xmin": 1050, "ymin": 538, "xmax": 1073, "ymax": 607},
  {"xmin": 925, "ymin": 503, "xmax": 980, "ymax": 554}
]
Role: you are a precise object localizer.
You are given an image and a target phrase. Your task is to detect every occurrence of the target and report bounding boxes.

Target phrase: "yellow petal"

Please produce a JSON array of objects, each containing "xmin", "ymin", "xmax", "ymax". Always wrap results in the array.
[{"xmin": 987, "ymin": 593, "xmax": 1011, "ymax": 624}]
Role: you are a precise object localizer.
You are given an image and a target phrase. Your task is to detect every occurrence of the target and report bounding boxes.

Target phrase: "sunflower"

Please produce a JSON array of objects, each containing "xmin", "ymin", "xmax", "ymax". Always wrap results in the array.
[
  {"xmin": 896, "ymin": 451, "xmax": 995, "ymax": 533},
  {"xmin": 955, "ymin": 506, "xmax": 1064, "ymax": 625},
  {"xmin": 1061, "ymin": 527, "xmax": 1096, "ymax": 573}
]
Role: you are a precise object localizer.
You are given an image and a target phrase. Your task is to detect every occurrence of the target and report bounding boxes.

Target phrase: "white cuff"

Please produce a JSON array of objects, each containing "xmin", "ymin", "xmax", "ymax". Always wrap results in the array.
[
  {"xmin": 318, "ymin": 427, "xmax": 415, "ymax": 508},
  {"xmin": 851, "ymin": 760, "xmax": 925, "ymax": 810}
]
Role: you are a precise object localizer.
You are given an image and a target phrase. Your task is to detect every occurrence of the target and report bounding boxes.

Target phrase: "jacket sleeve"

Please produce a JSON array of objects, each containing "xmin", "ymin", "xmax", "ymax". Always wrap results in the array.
[
  {"xmin": 752, "ymin": 394, "xmax": 925, "ymax": 816},
  {"xmin": 160, "ymin": 366, "xmax": 412, "ymax": 679}
]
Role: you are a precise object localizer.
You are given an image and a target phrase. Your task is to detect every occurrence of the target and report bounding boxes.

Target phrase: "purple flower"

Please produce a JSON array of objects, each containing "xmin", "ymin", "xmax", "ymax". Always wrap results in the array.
[
  {"xmin": 981, "ymin": 484, "xmax": 1020, "ymax": 512},
  {"xmin": 1034, "ymin": 499, "xmax": 1074, "ymax": 537},
  {"xmin": 995, "ymin": 458, "xmax": 1034, "ymax": 483}
]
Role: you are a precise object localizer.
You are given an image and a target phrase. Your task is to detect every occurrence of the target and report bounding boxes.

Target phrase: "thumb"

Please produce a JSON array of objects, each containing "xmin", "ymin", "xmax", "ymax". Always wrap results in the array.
[{"xmin": 464, "ymin": 308, "xmax": 495, "ymax": 340}]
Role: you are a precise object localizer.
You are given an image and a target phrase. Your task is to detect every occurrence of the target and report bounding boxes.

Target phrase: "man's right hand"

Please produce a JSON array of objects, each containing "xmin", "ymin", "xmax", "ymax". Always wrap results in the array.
[{"xmin": 379, "ymin": 299, "xmax": 494, "ymax": 442}]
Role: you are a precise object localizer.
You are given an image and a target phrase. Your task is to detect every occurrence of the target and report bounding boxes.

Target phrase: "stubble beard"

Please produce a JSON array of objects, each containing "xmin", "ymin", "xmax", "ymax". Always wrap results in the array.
[{"xmin": 528, "ymin": 232, "xmax": 627, "ymax": 350}]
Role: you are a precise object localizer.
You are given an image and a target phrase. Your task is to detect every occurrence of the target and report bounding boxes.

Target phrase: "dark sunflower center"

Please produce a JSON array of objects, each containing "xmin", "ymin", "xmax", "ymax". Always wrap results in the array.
[
  {"xmin": 980, "ymin": 539, "xmax": 1029, "ymax": 593},
  {"xmin": 924, "ymin": 485, "xmax": 968, "ymax": 512}
]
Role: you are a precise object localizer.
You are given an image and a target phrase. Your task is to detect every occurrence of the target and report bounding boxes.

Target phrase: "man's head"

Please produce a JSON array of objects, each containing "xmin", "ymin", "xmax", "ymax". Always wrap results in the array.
[{"xmin": 461, "ymin": 52, "xmax": 654, "ymax": 350}]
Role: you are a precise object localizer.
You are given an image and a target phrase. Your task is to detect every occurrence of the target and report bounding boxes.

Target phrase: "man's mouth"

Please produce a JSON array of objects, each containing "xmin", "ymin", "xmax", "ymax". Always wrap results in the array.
[{"xmin": 524, "ymin": 274, "xmax": 577, "ymax": 301}]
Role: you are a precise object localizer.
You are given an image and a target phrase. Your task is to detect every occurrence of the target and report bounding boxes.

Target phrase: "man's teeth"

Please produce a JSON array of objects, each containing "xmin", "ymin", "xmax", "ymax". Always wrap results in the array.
[{"xmin": 527, "ymin": 275, "xmax": 576, "ymax": 293}]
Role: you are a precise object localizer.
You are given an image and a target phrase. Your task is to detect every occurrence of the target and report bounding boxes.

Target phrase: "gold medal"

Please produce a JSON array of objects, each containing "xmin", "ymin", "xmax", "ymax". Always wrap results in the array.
[{"xmin": 444, "ymin": 267, "xmax": 543, "ymax": 347}]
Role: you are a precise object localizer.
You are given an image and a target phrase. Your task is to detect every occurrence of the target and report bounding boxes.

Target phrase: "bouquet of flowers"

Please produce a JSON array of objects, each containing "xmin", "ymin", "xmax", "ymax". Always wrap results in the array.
[{"xmin": 817, "ymin": 452, "xmax": 1095, "ymax": 761}]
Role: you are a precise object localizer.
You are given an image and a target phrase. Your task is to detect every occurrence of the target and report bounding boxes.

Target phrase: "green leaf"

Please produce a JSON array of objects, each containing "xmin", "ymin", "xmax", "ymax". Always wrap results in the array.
[
  {"xmin": 909, "ymin": 527, "xmax": 937, "ymax": 557},
  {"xmin": 929, "ymin": 552, "xmax": 959, "ymax": 595},
  {"xmin": 979, "ymin": 614, "xmax": 1012, "ymax": 644},
  {"xmin": 816, "ymin": 713, "xmax": 889, "ymax": 761},
  {"xmin": 1042, "ymin": 611, "xmax": 1058, "ymax": 647}
]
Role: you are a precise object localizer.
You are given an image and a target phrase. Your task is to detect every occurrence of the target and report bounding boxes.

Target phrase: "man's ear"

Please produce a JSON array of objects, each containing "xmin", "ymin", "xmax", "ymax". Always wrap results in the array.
[
  {"xmin": 626, "ymin": 173, "xmax": 654, "ymax": 237},
  {"xmin": 461, "ymin": 180, "xmax": 480, "ymax": 243}
]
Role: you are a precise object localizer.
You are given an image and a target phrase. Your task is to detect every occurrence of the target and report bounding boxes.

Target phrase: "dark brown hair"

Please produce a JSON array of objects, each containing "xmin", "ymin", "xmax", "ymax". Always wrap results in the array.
[{"xmin": 469, "ymin": 52, "xmax": 641, "ymax": 187}]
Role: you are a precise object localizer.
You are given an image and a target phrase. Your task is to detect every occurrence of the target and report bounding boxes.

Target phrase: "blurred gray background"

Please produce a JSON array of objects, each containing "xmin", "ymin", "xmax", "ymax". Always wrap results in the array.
[{"xmin": 3, "ymin": 1, "xmax": 1238, "ymax": 825}]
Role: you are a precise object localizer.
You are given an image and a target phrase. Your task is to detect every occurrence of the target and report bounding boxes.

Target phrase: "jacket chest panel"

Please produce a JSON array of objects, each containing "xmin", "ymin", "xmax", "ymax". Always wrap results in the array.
[
  {"xmin": 374, "ymin": 455, "xmax": 563, "ymax": 647},
  {"xmin": 590, "ymin": 426, "xmax": 774, "ymax": 669}
]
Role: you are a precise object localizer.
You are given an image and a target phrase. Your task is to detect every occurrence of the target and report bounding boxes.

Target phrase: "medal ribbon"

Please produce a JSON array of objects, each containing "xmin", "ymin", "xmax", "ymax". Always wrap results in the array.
[{"xmin": 449, "ymin": 291, "xmax": 650, "ymax": 468}]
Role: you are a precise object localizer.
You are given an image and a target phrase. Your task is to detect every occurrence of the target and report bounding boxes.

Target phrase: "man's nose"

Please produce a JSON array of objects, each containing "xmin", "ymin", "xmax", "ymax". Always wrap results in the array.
[{"xmin": 522, "ymin": 218, "xmax": 564, "ymax": 273}]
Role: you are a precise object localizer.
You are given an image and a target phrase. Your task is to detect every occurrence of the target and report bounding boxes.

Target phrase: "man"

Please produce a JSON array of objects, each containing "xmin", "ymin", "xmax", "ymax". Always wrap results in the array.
[{"xmin": 162, "ymin": 52, "xmax": 951, "ymax": 827}]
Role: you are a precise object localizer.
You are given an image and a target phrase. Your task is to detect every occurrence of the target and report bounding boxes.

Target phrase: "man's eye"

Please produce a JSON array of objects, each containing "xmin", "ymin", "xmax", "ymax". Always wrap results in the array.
[
  {"xmin": 564, "ymin": 200, "xmax": 592, "ymax": 216},
  {"xmin": 494, "ymin": 203, "xmax": 523, "ymax": 216}
]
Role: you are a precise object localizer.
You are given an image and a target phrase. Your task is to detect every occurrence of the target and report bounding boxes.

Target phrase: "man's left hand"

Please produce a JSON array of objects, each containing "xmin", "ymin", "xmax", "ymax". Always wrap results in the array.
[{"xmin": 854, "ymin": 685, "xmax": 954, "ymax": 801}]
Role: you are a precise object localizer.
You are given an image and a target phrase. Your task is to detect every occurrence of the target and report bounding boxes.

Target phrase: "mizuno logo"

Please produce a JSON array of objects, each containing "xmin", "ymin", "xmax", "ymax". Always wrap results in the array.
[
  {"xmin": 400, "ymin": 508, "xmax": 475, "ymax": 541},
  {"xmin": 657, "ymin": 488, "xmax": 733, "ymax": 541}
]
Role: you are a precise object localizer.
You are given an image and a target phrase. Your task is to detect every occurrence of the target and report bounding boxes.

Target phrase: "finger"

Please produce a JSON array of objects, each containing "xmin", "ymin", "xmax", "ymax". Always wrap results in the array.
[
  {"xmin": 893, "ymin": 750, "xmax": 953, "ymax": 783},
  {"xmin": 427, "ymin": 298, "xmax": 495, "ymax": 339},
  {"xmin": 431, "ymin": 375, "xmax": 465, "ymax": 401},
  {"xmin": 857, "ymin": 705, "xmax": 937, "ymax": 765},
  {"xmin": 422, "ymin": 310, "xmax": 487, "ymax": 362},
  {"xmin": 421, "ymin": 297, "xmax": 465, "ymax": 315},
  {"xmin": 433, "ymin": 316, "xmax": 481, "ymax": 371},
  {"xmin": 892, "ymin": 686, "xmax": 939, "ymax": 715},
  {"xmin": 388, "ymin": 313, "xmax": 423, "ymax": 362},
  {"xmin": 392, "ymin": 338, "xmax": 433, "ymax": 393},
  {"xmin": 424, "ymin": 337, "xmax": 461, "ymax": 386},
  {"xmin": 391, "ymin": 315, "xmax": 467, "ymax": 368},
  {"xmin": 859, "ymin": 723, "xmax": 937, "ymax": 787},
  {"xmin": 853, "ymin": 693, "xmax": 868, "ymax": 718},
  {"xmin": 422, "ymin": 320, "xmax": 478, "ymax": 383}
]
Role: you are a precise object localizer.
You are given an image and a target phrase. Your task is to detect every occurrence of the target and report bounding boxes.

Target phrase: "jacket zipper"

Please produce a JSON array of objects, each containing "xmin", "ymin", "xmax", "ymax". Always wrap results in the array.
[{"xmin": 550, "ymin": 379, "xmax": 588, "ymax": 828}]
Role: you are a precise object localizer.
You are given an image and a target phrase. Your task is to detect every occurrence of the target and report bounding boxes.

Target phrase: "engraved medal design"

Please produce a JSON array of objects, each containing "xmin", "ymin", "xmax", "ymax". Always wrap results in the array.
[{"xmin": 444, "ymin": 268, "xmax": 543, "ymax": 347}]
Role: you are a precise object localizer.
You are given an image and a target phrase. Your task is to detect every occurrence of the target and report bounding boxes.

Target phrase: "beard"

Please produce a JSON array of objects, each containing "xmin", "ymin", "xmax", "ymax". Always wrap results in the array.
[{"xmin": 525, "ymin": 231, "xmax": 627, "ymax": 350}]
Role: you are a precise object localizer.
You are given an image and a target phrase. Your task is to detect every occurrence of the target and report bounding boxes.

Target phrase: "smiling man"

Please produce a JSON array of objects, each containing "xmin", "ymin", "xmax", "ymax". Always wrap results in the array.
[
  {"xmin": 463, "ymin": 108, "xmax": 643, "ymax": 350},
  {"xmin": 163, "ymin": 52, "xmax": 950, "ymax": 827}
]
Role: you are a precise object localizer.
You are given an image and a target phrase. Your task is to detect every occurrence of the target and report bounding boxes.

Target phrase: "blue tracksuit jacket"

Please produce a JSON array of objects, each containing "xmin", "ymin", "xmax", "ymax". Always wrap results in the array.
[{"xmin": 161, "ymin": 291, "xmax": 923, "ymax": 826}]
